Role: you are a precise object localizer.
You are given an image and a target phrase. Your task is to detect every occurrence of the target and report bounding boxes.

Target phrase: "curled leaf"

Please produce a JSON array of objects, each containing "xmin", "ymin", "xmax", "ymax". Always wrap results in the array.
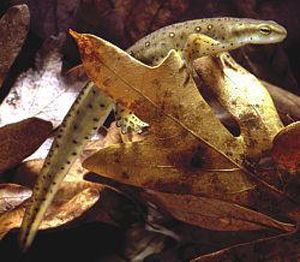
[{"xmin": 272, "ymin": 121, "xmax": 300, "ymax": 174}]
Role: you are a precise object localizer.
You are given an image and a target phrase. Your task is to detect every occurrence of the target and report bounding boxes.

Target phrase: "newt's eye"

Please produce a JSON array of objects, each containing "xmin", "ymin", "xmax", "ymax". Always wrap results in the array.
[{"xmin": 259, "ymin": 25, "xmax": 272, "ymax": 35}]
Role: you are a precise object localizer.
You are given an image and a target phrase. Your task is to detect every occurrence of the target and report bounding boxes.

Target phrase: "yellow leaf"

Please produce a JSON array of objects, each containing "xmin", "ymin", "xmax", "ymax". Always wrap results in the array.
[{"xmin": 71, "ymin": 31, "xmax": 291, "ymax": 212}]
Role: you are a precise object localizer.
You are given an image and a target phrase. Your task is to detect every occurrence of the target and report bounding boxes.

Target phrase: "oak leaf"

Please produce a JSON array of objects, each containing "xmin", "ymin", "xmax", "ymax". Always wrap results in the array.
[{"xmin": 70, "ymin": 32, "xmax": 295, "ymax": 217}]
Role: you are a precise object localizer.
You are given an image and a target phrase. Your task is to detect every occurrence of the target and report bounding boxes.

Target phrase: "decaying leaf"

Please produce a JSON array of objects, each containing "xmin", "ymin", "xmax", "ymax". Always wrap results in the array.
[
  {"xmin": 142, "ymin": 191, "xmax": 295, "ymax": 232},
  {"xmin": 0, "ymin": 33, "xmax": 87, "ymax": 160},
  {"xmin": 190, "ymin": 231, "xmax": 299, "ymax": 262},
  {"xmin": 0, "ymin": 33, "xmax": 85, "ymax": 129},
  {"xmin": 0, "ymin": 118, "xmax": 52, "ymax": 174},
  {"xmin": 71, "ymin": 32, "xmax": 294, "ymax": 216},
  {"xmin": 0, "ymin": 158, "xmax": 103, "ymax": 239},
  {"xmin": 0, "ymin": 183, "xmax": 31, "ymax": 214},
  {"xmin": 0, "ymin": 4, "xmax": 30, "ymax": 86},
  {"xmin": 262, "ymin": 80, "xmax": 300, "ymax": 124},
  {"xmin": 272, "ymin": 122, "xmax": 300, "ymax": 174}
]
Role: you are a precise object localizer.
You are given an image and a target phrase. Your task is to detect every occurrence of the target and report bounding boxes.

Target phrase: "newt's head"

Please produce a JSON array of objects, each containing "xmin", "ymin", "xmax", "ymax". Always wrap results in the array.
[{"xmin": 223, "ymin": 18, "xmax": 287, "ymax": 44}]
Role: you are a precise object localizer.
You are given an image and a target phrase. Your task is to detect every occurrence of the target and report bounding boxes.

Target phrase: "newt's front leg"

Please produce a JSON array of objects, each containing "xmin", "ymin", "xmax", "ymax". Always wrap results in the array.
[
  {"xmin": 115, "ymin": 104, "xmax": 149, "ymax": 134},
  {"xmin": 181, "ymin": 33, "xmax": 244, "ymax": 82}
]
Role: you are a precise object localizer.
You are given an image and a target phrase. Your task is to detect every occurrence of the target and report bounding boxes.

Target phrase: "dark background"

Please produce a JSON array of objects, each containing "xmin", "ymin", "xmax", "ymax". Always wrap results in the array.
[{"xmin": 1, "ymin": 0, "xmax": 300, "ymax": 96}]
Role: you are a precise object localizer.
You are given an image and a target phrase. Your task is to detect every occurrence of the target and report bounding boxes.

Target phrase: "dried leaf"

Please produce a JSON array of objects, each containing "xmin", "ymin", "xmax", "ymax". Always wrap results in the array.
[
  {"xmin": 0, "ymin": 201, "xmax": 25, "ymax": 239},
  {"xmin": 71, "ymin": 32, "xmax": 291, "ymax": 214},
  {"xmin": 190, "ymin": 231, "xmax": 298, "ymax": 262},
  {"xmin": 262, "ymin": 80, "xmax": 300, "ymax": 124},
  {"xmin": 40, "ymin": 188, "xmax": 100, "ymax": 229},
  {"xmin": 0, "ymin": 157, "xmax": 103, "ymax": 239},
  {"xmin": 0, "ymin": 34, "xmax": 85, "ymax": 129},
  {"xmin": 0, "ymin": 4, "xmax": 30, "ymax": 85},
  {"xmin": 0, "ymin": 118, "xmax": 52, "ymax": 174},
  {"xmin": 142, "ymin": 191, "xmax": 295, "ymax": 232},
  {"xmin": 272, "ymin": 122, "xmax": 300, "ymax": 173},
  {"xmin": 0, "ymin": 183, "xmax": 31, "ymax": 214}
]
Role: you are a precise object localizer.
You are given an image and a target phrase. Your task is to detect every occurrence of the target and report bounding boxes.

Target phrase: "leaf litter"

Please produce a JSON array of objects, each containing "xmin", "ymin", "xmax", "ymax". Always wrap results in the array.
[{"xmin": 0, "ymin": 11, "xmax": 299, "ymax": 261}]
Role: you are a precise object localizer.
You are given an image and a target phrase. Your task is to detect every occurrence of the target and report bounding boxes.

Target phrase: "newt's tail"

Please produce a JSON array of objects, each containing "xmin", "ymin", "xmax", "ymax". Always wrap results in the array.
[{"xmin": 19, "ymin": 81, "xmax": 114, "ymax": 251}]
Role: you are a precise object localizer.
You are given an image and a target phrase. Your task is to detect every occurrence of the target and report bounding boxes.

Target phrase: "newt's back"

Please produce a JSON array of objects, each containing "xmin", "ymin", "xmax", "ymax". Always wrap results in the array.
[{"xmin": 127, "ymin": 17, "xmax": 287, "ymax": 65}]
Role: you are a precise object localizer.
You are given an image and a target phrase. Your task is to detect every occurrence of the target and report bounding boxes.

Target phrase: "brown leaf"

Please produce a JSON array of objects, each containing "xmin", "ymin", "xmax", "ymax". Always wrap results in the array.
[
  {"xmin": 0, "ymin": 157, "xmax": 103, "ymax": 239},
  {"xmin": 272, "ymin": 122, "xmax": 300, "ymax": 174},
  {"xmin": 262, "ymin": 80, "xmax": 300, "ymax": 125},
  {"xmin": 142, "ymin": 191, "xmax": 295, "ymax": 232},
  {"xmin": 190, "ymin": 231, "xmax": 298, "ymax": 262},
  {"xmin": 0, "ymin": 4, "xmax": 30, "ymax": 86},
  {"xmin": 40, "ymin": 188, "xmax": 100, "ymax": 229},
  {"xmin": 0, "ymin": 183, "xmax": 31, "ymax": 214},
  {"xmin": 0, "ymin": 202, "xmax": 25, "ymax": 239},
  {"xmin": 0, "ymin": 118, "xmax": 53, "ymax": 174}
]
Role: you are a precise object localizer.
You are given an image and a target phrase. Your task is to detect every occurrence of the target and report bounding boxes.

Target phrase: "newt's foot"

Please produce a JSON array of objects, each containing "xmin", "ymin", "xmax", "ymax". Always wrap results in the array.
[{"xmin": 116, "ymin": 105, "xmax": 149, "ymax": 134}]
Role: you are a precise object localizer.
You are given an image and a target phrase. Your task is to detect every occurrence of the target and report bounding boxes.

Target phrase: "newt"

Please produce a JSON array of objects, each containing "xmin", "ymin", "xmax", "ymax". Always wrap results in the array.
[{"xmin": 19, "ymin": 17, "xmax": 287, "ymax": 251}]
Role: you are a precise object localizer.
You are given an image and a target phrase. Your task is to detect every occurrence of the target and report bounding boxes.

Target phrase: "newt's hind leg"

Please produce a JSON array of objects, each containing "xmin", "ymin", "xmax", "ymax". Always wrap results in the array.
[{"xmin": 115, "ymin": 104, "xmax": 149, "ymax": 134}]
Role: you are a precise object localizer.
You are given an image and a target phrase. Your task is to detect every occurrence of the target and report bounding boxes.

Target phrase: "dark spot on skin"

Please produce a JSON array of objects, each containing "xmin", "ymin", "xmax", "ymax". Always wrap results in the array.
[
  {"xmin": 121, "ymin": 172, "xmax": 130, "ymax": 178},
  {"xmin": 74, "ymin": 125, "xmax": 78, "ymax": 130},
  {"xmin": 93, "ymin": 117, "xmax": 99, "ymax": 122},
  {"xmin": 73, "ymin": 139, "xmax": 77, "ymax": 144},
  {"xmin": 58, "ymin": 135, "xmax": 62, "ymax": 138},
  {"xmin": 84, "ymin": 136, "xmax": 89, "ymax": 140},
  {"xmin": 92, "ymin": 90, "xmax": 96, "ymax": 95},
  {"xmin": 60, "ymin": 167, "xmax": 64, "ymax": 170},
  {"xmin": 230, "ymin": 43, "xmax": 234, "ymax": 46},
  {"xmin": 77, "ymin": 110, "xmax": 80, "ymax": 115},
  {"xmin": 72, "ymin": 152, "xmax": 77, "ymax": 156},
  {"xmin": 88, "ymin": 104, "xmax": 93, "ymax": 109},
  {"xmin": 55, "ymin": 144, "xmax": 59, "ymax": 148},
  {"xmin": 67, "ymin": 161, "xmax": 71, "ymax": 164},
  {"xmin": 93, "ymin": 127, "xmax": 98, "ymax": 130},
  {"xmin": 100, "ymin": 104, "xmax": 105, "ymax": 108}
]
